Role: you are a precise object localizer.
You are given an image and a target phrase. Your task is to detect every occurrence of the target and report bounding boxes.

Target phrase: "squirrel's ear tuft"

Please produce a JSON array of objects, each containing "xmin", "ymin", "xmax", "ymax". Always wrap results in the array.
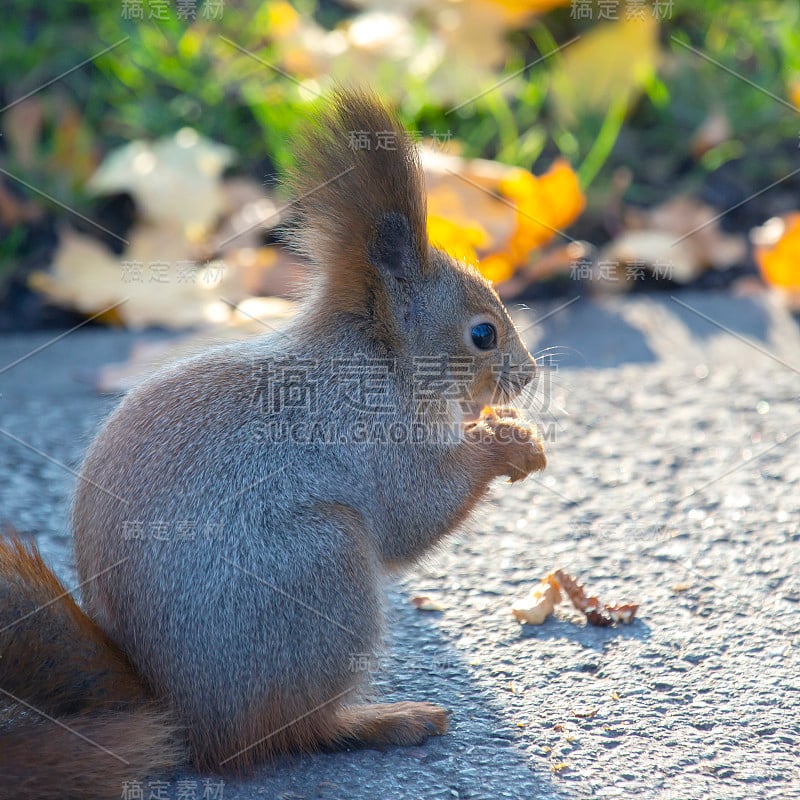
[
  {"xmin": 284, "ymin": 88, "xmax": 428, "ymax": 301},
  {"xmin": 368, "ymin": 212, "xmax": 417, "ymax": 280}
]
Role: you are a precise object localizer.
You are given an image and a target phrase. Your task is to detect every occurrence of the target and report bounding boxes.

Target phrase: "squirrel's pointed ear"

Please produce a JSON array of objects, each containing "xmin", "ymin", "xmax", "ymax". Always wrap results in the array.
[{"xmin": 368, "ymin": 212, "xmax": 419, "ymax": 281}]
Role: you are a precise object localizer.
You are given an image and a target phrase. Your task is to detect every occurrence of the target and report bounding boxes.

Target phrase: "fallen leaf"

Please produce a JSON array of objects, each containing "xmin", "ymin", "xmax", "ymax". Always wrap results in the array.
[
  {"xmin": 753, "ymin": 214, "xmax": 800, "ymax": 310},
  {"xmin": 511, "ymin": 569, "xmax": 638, "ymax": 627},
  {"xmin": 427, "ymin": 210, "xmax": 491, "ymax": 266},
  {"xmin": 30, "ymin": 227, "xmax": 240, "ymax": 330},
  {"xmin": 552, "ymin": 569, "xmax": 638, "ymax": 627},
  {"xmin": 550, "ymin": 15, "xmax": 660, "ymax": 124},
  {"xmin": 411, "ymin": 595, "xmax": 445, "ymax": 612},
  {"xmin": 87, "ymin": 130, "xmax": 234, "ymax": 232},
  {"xmin": 625, "ymin": 196, "xmax": 746, "ymax": 272},
  {"xmin": 511, "ymin": 576, "xmax": 561, "ymax": 625},
  {"xmin": 498, "ymin": 159, "xmax": 585, "ymax": 259},
  {"xmin": 422, "ymin": 148, "xmax": 584, "ymax": 282},
  {"xmin": 598, "ymin": 230, "xmax": 699, "ymax": 287},
  {"xmin": 595, "ymin": 195, "xmax": 747, "ymax": 291}
]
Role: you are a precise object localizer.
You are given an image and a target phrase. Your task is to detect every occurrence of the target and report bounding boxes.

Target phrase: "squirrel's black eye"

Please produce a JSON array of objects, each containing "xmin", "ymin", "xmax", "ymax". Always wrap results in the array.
[{"xmin": 470, "ymin": 322, "xmax": 497, "ymax": 350}]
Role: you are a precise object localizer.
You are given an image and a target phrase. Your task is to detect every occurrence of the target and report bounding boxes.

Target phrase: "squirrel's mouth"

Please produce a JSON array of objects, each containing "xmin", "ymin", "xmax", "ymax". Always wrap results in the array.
[{"xmin": 458, "ymin": 367, "xmax": 531, "ymax": 423}]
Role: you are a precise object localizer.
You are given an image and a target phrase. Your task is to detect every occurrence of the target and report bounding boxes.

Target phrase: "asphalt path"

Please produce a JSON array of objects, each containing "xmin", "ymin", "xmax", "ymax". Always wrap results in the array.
[{"xmin": 1, "ymin": 289, "xmax": 799, "ymax": 799}]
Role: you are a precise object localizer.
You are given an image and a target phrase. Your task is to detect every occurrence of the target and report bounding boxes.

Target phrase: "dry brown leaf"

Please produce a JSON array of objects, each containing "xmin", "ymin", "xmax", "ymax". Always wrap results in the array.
[
  {"xmin": 595, "ymin": 195, "xmax": 747, "ymax": 291},
  {"xmin": 625, "ymin": 196, "xmax": 746, "ymax": 271},
  {"xmin": 551, "ymin": 569, "xmax": 638, "ymax": 627},
  {"xmin": 511, "ymin": 570, "xmax": 638, "ymax": 627},
  {"xmin": 598, "ymin": 230, "xmax": 699, "ymax": 287}
]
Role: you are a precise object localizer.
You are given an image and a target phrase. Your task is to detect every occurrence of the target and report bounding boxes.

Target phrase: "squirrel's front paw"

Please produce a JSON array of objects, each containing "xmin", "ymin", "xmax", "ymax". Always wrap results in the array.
[{"xmin": 466, "ymin": 407, "xmax": 546, "ymax": 482}]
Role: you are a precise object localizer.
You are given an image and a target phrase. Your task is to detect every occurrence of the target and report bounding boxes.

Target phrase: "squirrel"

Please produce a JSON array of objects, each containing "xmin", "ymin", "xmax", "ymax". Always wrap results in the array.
[{"xmin": 0, "ymin": 89, "xmax": 546, "ymax": 799}]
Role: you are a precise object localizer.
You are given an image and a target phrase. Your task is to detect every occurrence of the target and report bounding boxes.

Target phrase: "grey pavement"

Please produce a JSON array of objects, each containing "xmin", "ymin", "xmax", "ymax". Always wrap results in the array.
[{"xmin": 1, "ymin": 290, "xmax": 799, "ymax": 799}]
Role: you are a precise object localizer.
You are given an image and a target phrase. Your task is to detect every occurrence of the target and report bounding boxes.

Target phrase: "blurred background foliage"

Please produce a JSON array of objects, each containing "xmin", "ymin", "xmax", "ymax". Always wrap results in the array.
[
  {"xmin": 2, "ymin": 1, "xmax": 798, "ymax": 187},
  {"xmin": 1, "ymin": 0, "xmax": 799, "ymax": 328}
]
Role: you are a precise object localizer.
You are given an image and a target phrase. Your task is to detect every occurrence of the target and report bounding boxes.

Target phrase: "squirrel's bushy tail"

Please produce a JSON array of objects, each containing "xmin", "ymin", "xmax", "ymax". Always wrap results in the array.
[{"xmin": 0, "ymin": 536, "xmax": 185, "ymax": 800}]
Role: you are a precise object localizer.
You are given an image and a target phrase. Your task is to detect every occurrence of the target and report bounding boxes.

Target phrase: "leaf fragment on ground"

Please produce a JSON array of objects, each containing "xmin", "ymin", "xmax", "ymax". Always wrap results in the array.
[
  {"xmin": 511, "ymin": 576, "xmax": 561, "ymax": 624},
  {"xmin": 511, "ymin": 570, "xmax": 638, "ymax": 627},
  {"xmin": 411, "ymin": 595, "xmax": 445, "ymax": 612}
]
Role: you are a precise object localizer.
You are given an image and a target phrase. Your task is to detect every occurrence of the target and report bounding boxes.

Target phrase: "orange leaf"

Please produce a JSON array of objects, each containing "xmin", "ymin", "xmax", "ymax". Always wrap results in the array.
[
  {"xmin": 427, "ymin": 212, "xmax": 489, "ymax": 265},
  {"xmin": 788, "ymin": 80, "xmax": 800, "ymax": 111},
  {"xmin": 424, "ymin": 150, "xmax": 583, "ymax": 283},
  {"xmin": 755, "ymin": 213, "xmax": 800, "ymax": 290},
  {"xmin": 499, "ymin": 159, "xmax": 585, "ymax": 260},
  {"xmin": 486, "ymin": 0, "xmax": 572, "ymax": 23},
  {"xmin": 479, "ymin": 252, "xmax": 516, "ymax": 284}
]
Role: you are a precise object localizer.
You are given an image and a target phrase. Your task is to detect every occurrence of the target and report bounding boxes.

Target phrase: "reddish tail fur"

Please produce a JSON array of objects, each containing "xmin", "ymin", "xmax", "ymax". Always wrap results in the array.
[{"xmin": 0, "ymin": 535, "xmax": 185, "ymax": 800}]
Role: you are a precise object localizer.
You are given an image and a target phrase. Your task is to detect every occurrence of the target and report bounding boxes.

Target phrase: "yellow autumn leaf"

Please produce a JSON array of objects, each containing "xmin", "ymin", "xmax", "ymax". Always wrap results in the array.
[
  {"xmin": 427, "ymin": 213, "xmax": 490, "ymax": 265},
  {"xmin": 265, "ymin": 0, "xmax": 301, "ymax": 38},
  {"xmin": 480, "ymin": 0, "xmax": 572, "ymax": 24},
  {"xmin": 755, "ymin": 213, "xmax": 800, "ymax": 290},
  {"xmin": 550, "ymin": 15, "xmax": 660, "ymax": 124},
  {"xmin": 499, "ymin": 158, "xmax": 586, "ymax": 260},
  {"xmin": 788, "ymin": 79, "xmax": 800, "ymax": 111},
  {"xmin": 479, "ymin": 252, "xmax": 516, "ymax": 284},
  {"xmin": 424, "ymin": 150, "xmax": 584, "ymax": 282}
]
